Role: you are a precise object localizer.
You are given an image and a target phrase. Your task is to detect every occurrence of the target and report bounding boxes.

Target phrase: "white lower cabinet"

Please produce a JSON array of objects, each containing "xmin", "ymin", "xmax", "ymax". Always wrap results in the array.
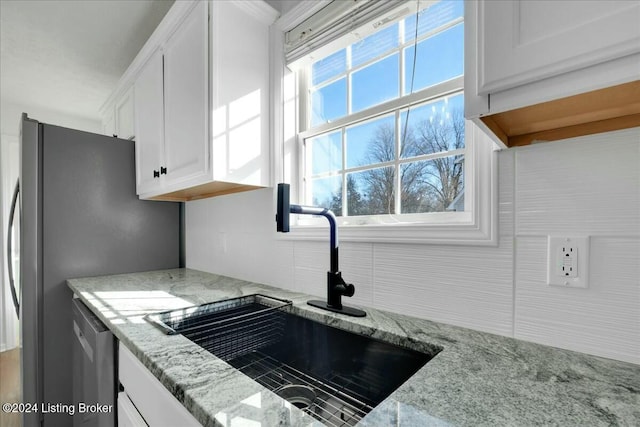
[
  {"xmin": 118, "ymin": 343, "xmax": 201, "ymax": 427},
  {"xmin": 117, "ymin": 391, "xmax": 147, "ymax": 427}
]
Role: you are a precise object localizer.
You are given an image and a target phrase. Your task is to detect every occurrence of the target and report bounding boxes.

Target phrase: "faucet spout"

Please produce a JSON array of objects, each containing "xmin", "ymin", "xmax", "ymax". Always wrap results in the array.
[
  {"xmin": 276, "ymin": 183, "xmax": 366, "ymax": 317},
  {"xmin": 290, "ymin": 204, "xmax": 339, "ymax": 273}
]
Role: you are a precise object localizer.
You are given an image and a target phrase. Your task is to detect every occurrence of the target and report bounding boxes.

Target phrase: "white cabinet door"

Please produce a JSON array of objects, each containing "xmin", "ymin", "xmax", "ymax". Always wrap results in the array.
[
  {"xmin": 134, "ymin": 48, "xmax": 164, "ymax": 195},
  {"xmin": 116, "ymin": 86, "xmax": 135, "ymax": 141},
  {"xmin": 102, "ymin": 110, "xmax": 115, "ymax": 137},
  {"xmin": 119, "ymin": 344, "xmax": 201, "ymax": 427},
  {"xmin": 478, "ymin": 0, "xmax": 640, "ymax": 95},
  {"xmin": 210, "ymin": 1, "xmax": 271, "ymax": 187},
  {"xmin": 117, "ymin": 392, "xmax": 147, "ymax": 427},
  {"xmin": 162, "ymin": 1, "xmax": 209, "ymax": 187}
]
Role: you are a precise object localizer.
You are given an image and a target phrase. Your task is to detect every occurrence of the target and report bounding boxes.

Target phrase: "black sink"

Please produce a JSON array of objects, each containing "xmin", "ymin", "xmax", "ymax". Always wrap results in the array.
[{"xmin": 145, "ymin": 295, "xmax": 439, "ymax": 426}]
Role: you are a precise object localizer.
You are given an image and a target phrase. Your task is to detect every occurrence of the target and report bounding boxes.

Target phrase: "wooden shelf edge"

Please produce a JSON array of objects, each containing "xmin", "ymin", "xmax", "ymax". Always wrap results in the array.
[
  {"xmin": 480, "ymin": 80, "xmax": 640, "ymax": 148},
  {"xmin": 506, "ymin": 113, "xmax": 640, "ymax": 147},
  {"xmin": 147, "ymin": 181, "xmax": 266, "ymax": 202}
]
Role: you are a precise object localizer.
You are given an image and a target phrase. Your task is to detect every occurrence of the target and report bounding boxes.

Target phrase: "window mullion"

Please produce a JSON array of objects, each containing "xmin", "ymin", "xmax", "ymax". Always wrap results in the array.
[
  {"xmin": 394, "ymin": 109, "xmax": 402, "ymax": 214},
  {"xmin": 341, "ymin": 126, "xmax": 347, "ymax": 216},
  {"xmin": 399, "ymin": 148, "xmax": 467, "ymax": 165},
  {"xmin": 346, "ymin": 45, "xmax": 352, "ymax": 116},
  {"xmin": 298, "ymin": 67, "xmax": 310, "ymax": 133},
  {"xmin": 396, "ymin": 19, "xmax": 403, "ymax": 214},
  {"xmin": 299, "ymin": 80, "xmax": 464, "ymax": 139},
  {"xmin": 399, "ymin": 15, "xmax": 406, "ymax": 97},
  {"xmin": 344, "ymin": 160, "xmax": 396, "ymax": 175},
  {"xmin": 344, "ymin": 44, "xmax": 351, "ymax": 217}
]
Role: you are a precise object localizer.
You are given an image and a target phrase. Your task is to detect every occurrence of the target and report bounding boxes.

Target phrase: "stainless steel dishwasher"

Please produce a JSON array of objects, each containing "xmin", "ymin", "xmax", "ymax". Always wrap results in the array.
[{"xmin": 72, "ymin": 298, "xmax": 116, "ymax": 427}]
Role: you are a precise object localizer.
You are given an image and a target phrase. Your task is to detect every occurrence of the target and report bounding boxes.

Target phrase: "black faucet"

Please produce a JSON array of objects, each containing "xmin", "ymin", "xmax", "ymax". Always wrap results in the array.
[{"xmin": 276, "ymin": 183, "xmax": 366, "ymax": 317}]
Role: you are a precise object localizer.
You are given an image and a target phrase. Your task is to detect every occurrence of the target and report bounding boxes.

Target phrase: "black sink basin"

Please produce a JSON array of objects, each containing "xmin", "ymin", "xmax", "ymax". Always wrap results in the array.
[{"xmin": 145, "ymin": 295, "xmax": 439, "ymax": 426}]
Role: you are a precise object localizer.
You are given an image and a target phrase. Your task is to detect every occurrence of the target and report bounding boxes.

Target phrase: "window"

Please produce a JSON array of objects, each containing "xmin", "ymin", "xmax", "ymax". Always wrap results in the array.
[{"xmin": 282, "ymin": 0, "xmax": 497, "ymax": 244}]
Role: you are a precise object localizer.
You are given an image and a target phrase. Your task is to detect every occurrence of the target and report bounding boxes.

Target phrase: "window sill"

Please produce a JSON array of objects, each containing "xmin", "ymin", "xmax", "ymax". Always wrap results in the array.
[{"xmin": 277, "ymin": 220, "xmax": 496, "ymax": 246}]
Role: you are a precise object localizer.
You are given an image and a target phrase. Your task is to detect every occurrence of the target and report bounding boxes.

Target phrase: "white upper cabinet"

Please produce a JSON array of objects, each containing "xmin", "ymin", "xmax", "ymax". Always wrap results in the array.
[
  {"xmin": 101, "ymin": 86, "xmax": 135, "ymax": 140},
  {"xmin": 103, "ymin": 0, "xmax": 278, "ymax": 201},
  {"xmin": 163, "ymin": 1, "xmax": 208, "ymax": 187},
  {"xmin": 134, "ymin": 48, "xmax": 164, "ymax": 195},
  {"xmin": 144, "ymin": 0, "xmax": 209, "ymax": 195},
  {"xmin": 102, "ymin": 109, "xmax": 115, "ymax": 137},
  {"xmin": 209, "ymin": 1, "xmax": 272, "ymax": 188},
  {"xmin": 115, "ymin": 86, "xmax": 135, "ymax": 141},
  {"xmin": 133, "ymin": 1, "xmax": 209, "ymax": 199},
  {"xmin": 477, "ymin": 0, "xmax": 640, "ymax": 95},
  {"xmin": 466, "ymin": 0, "xmax": 640, "ymax": 148}
]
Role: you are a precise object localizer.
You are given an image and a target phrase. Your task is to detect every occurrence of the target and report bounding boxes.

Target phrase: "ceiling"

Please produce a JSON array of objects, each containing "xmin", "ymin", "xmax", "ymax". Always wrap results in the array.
[{"xmin": 0, "ymin": 0, "xmax": 174, "ymax": 125}]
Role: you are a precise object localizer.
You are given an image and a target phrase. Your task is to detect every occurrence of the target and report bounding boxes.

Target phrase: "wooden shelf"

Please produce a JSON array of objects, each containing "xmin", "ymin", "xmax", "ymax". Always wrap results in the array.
[
  {"xmin": 480, "ymin": 80, "xmax": 640, "ymax": 147},
  {"xmin": 149, "ymin": 181, "xmax": 265, "ymax": 201}
]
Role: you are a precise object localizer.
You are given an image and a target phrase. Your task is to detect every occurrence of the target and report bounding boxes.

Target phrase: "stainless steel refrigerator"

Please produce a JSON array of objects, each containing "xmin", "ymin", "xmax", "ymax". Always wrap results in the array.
[{"xmin": 7, "ymin": 114, "xmax": 181, "ymax": 427}]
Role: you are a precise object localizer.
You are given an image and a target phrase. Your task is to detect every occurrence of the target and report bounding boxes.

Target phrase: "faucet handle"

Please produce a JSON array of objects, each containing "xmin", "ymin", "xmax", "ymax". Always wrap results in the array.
[
  {"xmin": 343, "ymin": 283, "xmax": 355, "ymax": 297},
  {"xmin": 329, "ymin": 272, "xmax": 355, "ymax": 297}
]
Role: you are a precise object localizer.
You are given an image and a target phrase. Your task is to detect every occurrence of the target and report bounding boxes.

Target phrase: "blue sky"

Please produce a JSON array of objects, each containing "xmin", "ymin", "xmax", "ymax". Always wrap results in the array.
[{"xmin": 307, "ymin": 0, "xmax": 465, "ymax": 210}]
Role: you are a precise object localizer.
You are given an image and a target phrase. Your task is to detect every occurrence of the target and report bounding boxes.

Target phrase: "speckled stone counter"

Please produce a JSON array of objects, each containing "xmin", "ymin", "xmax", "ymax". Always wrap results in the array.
[{"xmin": 67, "ymin": 269, "xmax": 639, "ymax": 427}]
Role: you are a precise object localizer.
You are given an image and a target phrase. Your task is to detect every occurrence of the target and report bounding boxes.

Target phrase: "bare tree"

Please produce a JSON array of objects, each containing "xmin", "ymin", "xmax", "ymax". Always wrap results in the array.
[
  {"xmin": 412, "ymin": 108, "xmax": 465, "ymax": 211},
  {"xmin": 324, "ymin": 174, "xmax": 367, "ymax": 216},
  {"xmin": 316, "ymin": 107, "xmax": 465, "ymax": 216},
  {"xmin": 360, "ymin": 125, "xmax": 396, "ymax": 214}
]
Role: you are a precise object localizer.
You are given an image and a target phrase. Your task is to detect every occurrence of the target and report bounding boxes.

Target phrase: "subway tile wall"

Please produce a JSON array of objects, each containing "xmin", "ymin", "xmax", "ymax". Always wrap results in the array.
[{"xmin": 186, "ymin": 127, "xmax": 640, "ymax": 364}]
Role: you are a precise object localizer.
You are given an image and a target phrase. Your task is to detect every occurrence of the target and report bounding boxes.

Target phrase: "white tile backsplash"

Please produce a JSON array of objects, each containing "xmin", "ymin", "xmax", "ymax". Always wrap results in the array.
[
  {"xmin": 186, "ymin": 127, "xmax": 640, "ymax": 364},
  {"xmin": 515, "ymin": 130, "xmax": 639, "ymax": 236},
  {"xmin": 372, "ymin": 240, "xmax": 514, "ymax": 336},
  {"xmin": 512, "ymin": 128, "xmax": 640, "ymax": 363},
  {"xmin": 338, "ymin": 242, "xmax": 374, "ymax": 307},
  {"xmin": 515, "ymin": 236, "xmax": 639, "ymax": 363}
]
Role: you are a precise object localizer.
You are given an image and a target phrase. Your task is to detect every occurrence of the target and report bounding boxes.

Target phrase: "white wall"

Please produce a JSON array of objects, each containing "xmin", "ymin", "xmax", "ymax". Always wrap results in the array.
[
  {"xmin": 265, "ymin": 0, "xmax": 309, "ymax": 16},
  {"xmin": 1, "ymin": 100, "xmax": 101, "ymax": 136},
  {"xmin": 186, "ymin": 127, "xmax": 640, "ymax": 364},
  {"xmin": 0, "ymin": 134, "xmax": 19, "ymax": 351}
]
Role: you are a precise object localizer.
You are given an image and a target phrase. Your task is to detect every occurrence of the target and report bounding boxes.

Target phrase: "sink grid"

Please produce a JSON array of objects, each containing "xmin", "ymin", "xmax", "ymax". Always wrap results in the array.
[{"xmin": 229, "ymin": 351, "xmax": 374, "ymax": 427}]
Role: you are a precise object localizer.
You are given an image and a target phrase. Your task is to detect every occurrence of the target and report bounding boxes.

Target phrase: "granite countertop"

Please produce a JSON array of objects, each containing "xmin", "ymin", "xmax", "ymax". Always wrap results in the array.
[{"xmin": 67, "ymin": 268, "xmax": 639, "ymax": 427}]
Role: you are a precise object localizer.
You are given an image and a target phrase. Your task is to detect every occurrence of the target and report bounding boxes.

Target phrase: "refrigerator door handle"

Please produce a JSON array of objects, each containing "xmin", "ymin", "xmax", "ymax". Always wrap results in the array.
[{"xmin": 7, "ymin": 179, "xmax": 20, "ymax": 318}]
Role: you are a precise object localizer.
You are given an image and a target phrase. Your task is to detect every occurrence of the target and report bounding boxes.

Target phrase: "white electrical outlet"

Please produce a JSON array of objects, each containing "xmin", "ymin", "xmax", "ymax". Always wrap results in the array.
[{"xmin": 547, "ymin": 236, "xmax": 589, "ymax": 288}]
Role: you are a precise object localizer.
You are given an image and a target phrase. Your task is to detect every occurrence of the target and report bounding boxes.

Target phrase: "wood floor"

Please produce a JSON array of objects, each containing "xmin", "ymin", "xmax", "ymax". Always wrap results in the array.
[{"xmin": 0, "ymin": 348, "xmax": 21, "ymax": 427}]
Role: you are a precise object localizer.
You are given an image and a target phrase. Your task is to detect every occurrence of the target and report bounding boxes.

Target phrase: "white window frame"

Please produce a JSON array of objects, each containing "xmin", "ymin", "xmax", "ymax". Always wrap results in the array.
[{"xmin": 272, "ymin": 1, "xmax": 498, "ymax": 246}]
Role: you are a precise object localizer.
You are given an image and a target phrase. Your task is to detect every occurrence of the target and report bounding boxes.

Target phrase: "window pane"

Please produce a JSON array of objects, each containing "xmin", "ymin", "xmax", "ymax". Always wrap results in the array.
[
  {"xmin": 347, "ymin": 167, "xmax": 396, "ymax": 216},
  {"xmin": 400, "ymin": 155, "xmax": 464, "ymax": 213},
  {"xmin": 310, "ymin": 175, "xmax": 342, "ymax": 216},
  {"xmin": 405, "ymin": 0, "xmax": 464, "ymax": 42},
  {"xmin": 352, "ymin": 23, "xmax": 399, "ymax": 67},
  {"xmin": 311, "ymin": 49, "xmax": 347, "ymax": 86},
  {"xmin": 346, "ymin": 114, "xmax": 395, "ymax": 168},
  {"xmin": 404, "ymin": 23, "xmax": 464, "ymax": 94},
  {"xmin": 400, "ymin": 93, "xmax": 464, "ymax": 158},
  {"xmin": 311, "ymin": 78, "xmax": 347, "ymax": 126},
  {"xmin": 307, "ymin": 131, "xmax": 342, "ymax": 175},
  {"xmin": 351, "ymin": 53, "xmax": 399, "ymax": 113}
]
